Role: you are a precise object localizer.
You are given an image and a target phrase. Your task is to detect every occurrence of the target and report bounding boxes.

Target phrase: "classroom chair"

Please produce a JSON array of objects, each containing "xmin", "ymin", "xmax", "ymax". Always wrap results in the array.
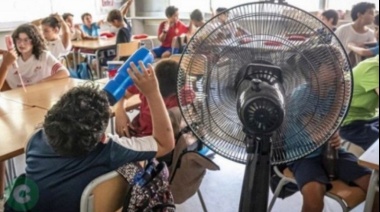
[
  {"xmin": 171, "ymin": 35, "xmax": 189, "ymax": 55},
  {"xmin": 80, "ymin": 171, "xmax": 128, "ymax": 212},
  {"xmin": 116, "ymin": 41, "xmax": 141, "ymax": 61},
  {"xmin": 165, "ymin": 107, "xmax": 220, "ymax": 212},
  {"xmin": 268, "ymin": 166, "xmax": 366, "ymax": 212},
  {"xmin": 170, "ymin": 54, "xmax": 207, "ymax": 76}
]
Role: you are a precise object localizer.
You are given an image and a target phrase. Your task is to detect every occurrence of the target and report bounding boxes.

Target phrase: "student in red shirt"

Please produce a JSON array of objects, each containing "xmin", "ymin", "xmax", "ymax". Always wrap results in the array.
[
  {"xmin": 152, "ymin": 6, "xmax": 189, "ymax": 59},
  {"xmin": 114, "ymin": 59, "xmax": 195, "ymax": 137}
]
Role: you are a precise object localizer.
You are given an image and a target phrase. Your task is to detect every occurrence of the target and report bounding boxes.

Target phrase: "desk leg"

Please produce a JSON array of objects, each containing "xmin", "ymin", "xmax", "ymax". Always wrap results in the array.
[
  {"xmin": 95, "ymin": 50, "xmax": 101, "ymax": 79},
  {"xmin": 110, "ymin": 117, "xmax": 115, "ymax": 134},
  {"xmin": 364, "ymin": 170, "xmax": 379, "ymax": 212}
]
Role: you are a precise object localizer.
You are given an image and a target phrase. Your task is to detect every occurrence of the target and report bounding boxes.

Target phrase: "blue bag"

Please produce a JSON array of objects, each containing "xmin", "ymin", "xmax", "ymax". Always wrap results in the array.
[{"xmin": 69, "ymin": 62, "xmax": 93, "ymax": 80}]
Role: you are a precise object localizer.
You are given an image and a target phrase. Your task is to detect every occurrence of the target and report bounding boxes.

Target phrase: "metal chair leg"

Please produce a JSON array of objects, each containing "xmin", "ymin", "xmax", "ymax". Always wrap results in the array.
[
  {"xmin": 268, "ymin": 178, "xmax": 288, "ymax": 211},
  {"xmin": 197, "ymin": 189, "xmax": 208, "ymax": 212}
]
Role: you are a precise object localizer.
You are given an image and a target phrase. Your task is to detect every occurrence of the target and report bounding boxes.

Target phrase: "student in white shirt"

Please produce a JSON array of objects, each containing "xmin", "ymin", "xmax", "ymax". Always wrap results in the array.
[
  {"xmin": 0, "ymin": 23, "xmax": 69, "ymax": 90},
  {"xmin": 333, "ymin": 2, "xmax": 377, "ymax": 53},
  {"xmin": 41, "ymin": 14, "xmax": 72, "ymax": 59},
  {"xmin": 0, "ymin": 23, "xmax": 69, "ymax": 207}
]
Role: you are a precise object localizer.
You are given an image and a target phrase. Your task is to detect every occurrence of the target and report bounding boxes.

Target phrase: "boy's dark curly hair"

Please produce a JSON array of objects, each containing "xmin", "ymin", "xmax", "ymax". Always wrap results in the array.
[
  {"xmin": 12, "ymin": 24, "xmax": 46, "ymax": 60},
  {"xmin": 43, "ymin": 84, "xmax": 111, "ymax": 157},
  {"xmin": 155, "ymin": 59, "xmax": 179, "ymax": 98}
]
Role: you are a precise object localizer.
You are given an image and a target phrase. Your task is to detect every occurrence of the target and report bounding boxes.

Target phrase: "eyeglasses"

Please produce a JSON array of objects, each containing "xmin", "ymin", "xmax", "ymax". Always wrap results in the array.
[{"xmin": 15, "ymin": 38, "xmax": 32, "ymax": 44}]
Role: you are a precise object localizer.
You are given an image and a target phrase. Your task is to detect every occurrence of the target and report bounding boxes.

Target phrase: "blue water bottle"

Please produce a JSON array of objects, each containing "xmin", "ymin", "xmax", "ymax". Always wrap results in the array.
[{"xmin": 103, "ymin": 47, "xmax": 154, "ymax": 105}]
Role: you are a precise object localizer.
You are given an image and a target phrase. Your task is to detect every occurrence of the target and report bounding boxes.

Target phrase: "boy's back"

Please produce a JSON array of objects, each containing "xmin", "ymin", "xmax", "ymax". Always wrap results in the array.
[{"xmin": 21, "ymin": 129, "xmax": 156, "ymax": 212}]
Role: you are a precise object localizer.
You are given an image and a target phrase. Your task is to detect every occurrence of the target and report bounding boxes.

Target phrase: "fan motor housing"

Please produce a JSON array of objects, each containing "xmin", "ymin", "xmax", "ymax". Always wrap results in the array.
[{"xmin": 237, "ymin": 79, "xmax": 285, "ymax": 135}]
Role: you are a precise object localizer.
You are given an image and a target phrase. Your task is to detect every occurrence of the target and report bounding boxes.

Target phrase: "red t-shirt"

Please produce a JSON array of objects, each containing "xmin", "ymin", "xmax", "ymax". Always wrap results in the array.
[
  {"xmin": 128, "ymin": 85, "xmax": 195, "ymax": 136},
  {"xmin": 158, "ymin": 21, "xmax": 189, "ymax": 48}
]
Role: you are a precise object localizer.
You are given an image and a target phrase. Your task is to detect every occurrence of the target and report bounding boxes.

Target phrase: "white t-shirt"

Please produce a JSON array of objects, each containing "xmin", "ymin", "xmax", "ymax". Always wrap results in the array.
[
  {"xmin": 46, "ymin": 38, "xmax": 71, "ymax": 59},
  {"xmin": 333, "ymin": 23, "xmax": 376, "ymax": 53},
  {"xmin": 5, "ymin": 51, "xmax": 66, "ymax": 89}
]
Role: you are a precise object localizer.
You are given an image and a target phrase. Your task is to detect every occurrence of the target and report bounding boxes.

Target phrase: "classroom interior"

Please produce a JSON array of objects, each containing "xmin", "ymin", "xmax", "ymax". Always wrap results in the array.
[{"xmin": 0, "ymin": 0, "xmax": 379, "ymax": 212}]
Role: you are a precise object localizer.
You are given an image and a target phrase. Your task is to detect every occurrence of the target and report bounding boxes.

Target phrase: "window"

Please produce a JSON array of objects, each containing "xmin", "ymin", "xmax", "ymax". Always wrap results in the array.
[
  {"xmin": 328, "ymin": 0, "xmax": 379, "ymax": 11},
  {"xmin": 171, "ymin": 0, "xmax": 322, "ymax": 13}
]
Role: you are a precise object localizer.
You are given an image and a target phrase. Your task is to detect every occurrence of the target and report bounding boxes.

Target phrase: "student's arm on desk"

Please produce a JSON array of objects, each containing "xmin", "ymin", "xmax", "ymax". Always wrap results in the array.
[
  {"xmin": 41, "ymin": 54, "xmax": 70, "ymax": 82},
  {"xmin": 348, "ymin": 43, "xmax": 375, "ymax": 57}
]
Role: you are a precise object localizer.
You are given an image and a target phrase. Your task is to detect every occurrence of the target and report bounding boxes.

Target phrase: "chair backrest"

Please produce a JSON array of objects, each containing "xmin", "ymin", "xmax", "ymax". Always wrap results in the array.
[
  {"xmin": 80, "ymin": 171, "xmax": 129, "ymax": 212},
  {"xmin": 116, "ymin": 41, "xmax": 141, "ymax": 60},
  {"xmin": 167, "ymin": 107, "xmax": 220, "ymax": 204},
  {"xmin": 170, "ymin": 54, "xmax": 207, "ymax": 76}
]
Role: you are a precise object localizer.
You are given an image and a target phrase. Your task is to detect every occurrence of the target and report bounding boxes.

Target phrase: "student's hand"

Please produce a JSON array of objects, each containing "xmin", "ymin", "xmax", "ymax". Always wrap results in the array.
[
  {"xmin": 128, "ymin": 61, "xmax": 159, "ymax": 98},
  {"xmin": 329, "ymin": 132, "xmax": 341, "ymax": 150},
  {"xmin": 53, "ymin": 13, "xmax": 64, "ymax": 23},
  {"xmin": 98, "ymin": 20, "xmax": 105, "ymax": 26},
  {"xmin": 1, "ymin": 50, "xmax": 17, "ymax": 68},
  {"xmin": 0, "ymin": 49, "xmax": 6, "ymax": 55},
  {"xmin": 164, "ymin": 21, "xmax": 170, "ymax": 32},
  {"xmin": 126, "ymin": 0, "xmax": 133, "ymax": 7}
]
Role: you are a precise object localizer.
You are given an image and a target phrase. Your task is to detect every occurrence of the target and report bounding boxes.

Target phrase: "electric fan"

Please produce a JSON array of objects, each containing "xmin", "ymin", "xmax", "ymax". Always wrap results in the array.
[{"xmin": 177, "ymin": 0, "xmax": 352, "ymax": 211}]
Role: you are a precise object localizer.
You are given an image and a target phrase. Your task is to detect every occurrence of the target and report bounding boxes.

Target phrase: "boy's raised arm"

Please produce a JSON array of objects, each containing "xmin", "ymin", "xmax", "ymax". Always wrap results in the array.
[{"xmin": 128, "ymin": 62, "xmax": 175, "ymax": 157}]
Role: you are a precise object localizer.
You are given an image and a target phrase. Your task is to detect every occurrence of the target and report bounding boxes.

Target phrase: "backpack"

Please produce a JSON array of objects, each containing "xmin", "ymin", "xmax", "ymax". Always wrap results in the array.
[
  {"xmin": 165, "ymin": 107, "xmax": 220, "ymax": 204},
  {"xmin": 118, "ymin": 160, "xmax": 176, "ymax": 212},
  {"xmin": 69, "ymin": 62, "xmax": 93, "ymax": 80}
]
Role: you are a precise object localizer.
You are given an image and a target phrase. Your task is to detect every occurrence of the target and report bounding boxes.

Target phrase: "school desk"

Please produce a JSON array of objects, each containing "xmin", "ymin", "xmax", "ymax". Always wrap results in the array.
[
  {"xmin": 0, "ymin": 107, "xmax": 47, "ymax": 162},
  {"xmin": 0, "ymin": 78, "xmax": 87, "ymax": 110}
]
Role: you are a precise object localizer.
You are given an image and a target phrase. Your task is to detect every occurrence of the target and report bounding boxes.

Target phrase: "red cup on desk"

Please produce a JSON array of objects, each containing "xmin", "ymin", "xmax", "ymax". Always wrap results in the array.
[{"xmin": 106, "ymin": 61, "xmax": 124, "ymax": 80}]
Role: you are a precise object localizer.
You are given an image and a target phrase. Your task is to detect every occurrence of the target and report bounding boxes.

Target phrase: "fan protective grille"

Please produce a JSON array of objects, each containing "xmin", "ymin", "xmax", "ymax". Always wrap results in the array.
[{"xmin": 177, "ymin": 2, "xmax": 352, "ymax": 164}]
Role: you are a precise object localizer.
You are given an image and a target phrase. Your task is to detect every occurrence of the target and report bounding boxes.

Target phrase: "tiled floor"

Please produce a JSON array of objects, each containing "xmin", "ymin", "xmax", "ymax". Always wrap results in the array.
[{"xmin": 176, "ymin": 154, "xmax": 366, "ymax": 212}]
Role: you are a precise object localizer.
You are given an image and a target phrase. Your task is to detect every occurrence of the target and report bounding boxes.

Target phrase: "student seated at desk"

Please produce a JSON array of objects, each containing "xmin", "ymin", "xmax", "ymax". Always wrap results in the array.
[
  {"xmin": 0, "ymin": 24, "xmax": 69, "ymax": 90},
  {"xmin": 152, "ymin": 6, "xmax": 190, "ymax": 59},
  {"xmin": 115, "ymin": 59, "xmax": 195, "ymax": 137},
  {"xmin": 339, "ymin": 55, "xmax": 379, "ymax": 151},
  {"xmin": 348, "ymin": 14, "xmax": 379, "ymax": 57},
  {"xmin": 41, "ymin": 14, "xmax": 72, "ymax": 59},
  {"xmin": 316, "ymin": 9, "xmax": 339, "ymax": 44},
  {"xmin": 214, "ymin": 7, "xmax": 250, "ymax": 41},
  {"xmin": 3, "ymin": 63, "xmax": 175, "ymax": 212},
  {"xmin": 286, "ymin": 45, "xmax": 378, "ymax": 212},
  {"xmin": 107, "ymin": 0, "xmax": 133, "ymax": 45},
  {"xmin": 63, "ymin": 13, "xmax": 95, "ymax": 41},
  {"xmin": 333, "ymin": 2, "xmax": 377, "ymax": 54},
  {"xmin": 81, "ymin": 13, "xmax": 104, "ymax": 39}
]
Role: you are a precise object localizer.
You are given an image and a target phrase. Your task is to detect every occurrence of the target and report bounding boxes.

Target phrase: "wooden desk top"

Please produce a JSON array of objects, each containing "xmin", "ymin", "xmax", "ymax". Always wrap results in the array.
[
  {"xmin": 72, "ymin": 38, "xmax": 116, "ymax": 50},
  {"xmin": 359, "ymin": 140, "xmax": 379, "ymax": 171},
  {"xmin": 72, "ymin": 36, "xmax": 156, "ymax": 50},
  {"xmin": 0, "ymin": 107, "xmax": 47, "ymax": 161},
  {"xmin": 0, "ymin": 78, "xmax": 88, "ymax": 109},
  {"xmin": 0, "ymin": 97, "xmax": 31, "ymax": 117}
]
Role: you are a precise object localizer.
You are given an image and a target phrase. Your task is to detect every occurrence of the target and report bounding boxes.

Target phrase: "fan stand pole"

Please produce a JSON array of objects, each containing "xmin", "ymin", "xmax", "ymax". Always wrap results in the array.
[{"xmin": 239, "ymin": 136, "xmax": 272, "ymax": 212}]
